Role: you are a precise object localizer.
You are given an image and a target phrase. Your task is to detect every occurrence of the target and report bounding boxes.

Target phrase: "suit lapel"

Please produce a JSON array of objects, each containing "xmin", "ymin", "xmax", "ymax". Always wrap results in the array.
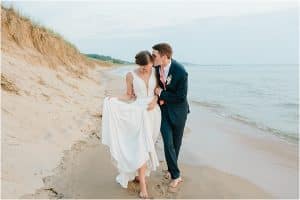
[
  {"xmin": 156, "ymin": 60, "xmax": 175, "ymax": 88},
  {"xmin": 166, "ymin": 59, "xmax": 174, "ymax": 80}
]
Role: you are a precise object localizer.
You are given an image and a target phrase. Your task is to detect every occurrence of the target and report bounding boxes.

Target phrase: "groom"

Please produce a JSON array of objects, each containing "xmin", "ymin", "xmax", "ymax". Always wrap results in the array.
[{"xmin": 152, "ymin": 43, "xmax": 190, "ymax": 188}]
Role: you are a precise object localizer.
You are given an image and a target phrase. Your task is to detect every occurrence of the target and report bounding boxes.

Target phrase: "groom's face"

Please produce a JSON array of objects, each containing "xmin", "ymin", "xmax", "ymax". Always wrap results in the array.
[{"xmin": 152, "ymin": 50, "xmax": 162, "ymax": 66}]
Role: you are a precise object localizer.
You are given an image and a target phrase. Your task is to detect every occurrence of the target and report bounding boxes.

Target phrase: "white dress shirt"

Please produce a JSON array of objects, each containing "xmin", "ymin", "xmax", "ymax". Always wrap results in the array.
[
  {"xmin": 160, "ymin": 60, "xmax": 172, "ymax": 80},
  {"xmin": 158, "ymin": 60, "xmax": 172, "ymax": 96}
]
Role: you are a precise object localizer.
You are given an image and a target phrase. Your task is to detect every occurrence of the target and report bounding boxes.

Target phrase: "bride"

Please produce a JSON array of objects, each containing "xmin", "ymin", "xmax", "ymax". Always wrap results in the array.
[{"xmin": 101, "ymin": 50, "xmax": 161, "ymax": 198}]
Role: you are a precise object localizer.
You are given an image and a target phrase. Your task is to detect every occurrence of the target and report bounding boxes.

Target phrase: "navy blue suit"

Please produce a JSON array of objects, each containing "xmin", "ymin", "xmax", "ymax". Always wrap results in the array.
[{"xmin": 155, "ymin": 59, "xmax": 190, "ymax": 179}]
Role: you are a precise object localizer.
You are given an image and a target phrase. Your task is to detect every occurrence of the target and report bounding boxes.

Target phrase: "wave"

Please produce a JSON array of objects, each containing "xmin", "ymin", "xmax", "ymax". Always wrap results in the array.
[
  {"xmin": 190, "ymin": 100, "xmax": 225, "ymax": 110},
  {"xmin": 276, "ymin": 102, "xmax": 299, "ymax": 108},
  {"xmin": 190, "ymin": 99, "xmax": 299, "ymax": 143},
  {"xmin": 228, "ymin": 113, "xmax": 298, "ymax": 143}
]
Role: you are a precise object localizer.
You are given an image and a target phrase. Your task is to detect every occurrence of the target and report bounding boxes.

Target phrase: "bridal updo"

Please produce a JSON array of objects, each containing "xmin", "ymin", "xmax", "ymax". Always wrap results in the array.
[{"xmin": 135, "ymin": 50, "xmax": 153, "ymax": 66}]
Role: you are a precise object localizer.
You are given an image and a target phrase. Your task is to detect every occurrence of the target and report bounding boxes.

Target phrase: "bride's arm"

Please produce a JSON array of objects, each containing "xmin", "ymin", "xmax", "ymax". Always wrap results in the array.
[{"xmin": 117, "ymin": 72, "xmax": 136, "ymax": 101}]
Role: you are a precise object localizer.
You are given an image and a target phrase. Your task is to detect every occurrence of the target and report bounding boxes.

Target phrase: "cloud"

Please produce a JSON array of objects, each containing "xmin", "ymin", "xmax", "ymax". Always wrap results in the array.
[
  {"xmin": 2, "ymin": 0, "xmax": 298, "ymax": 63},
  {"xmin": 3, "ymin": 0, "xmax": 297, "ymax": 39}
]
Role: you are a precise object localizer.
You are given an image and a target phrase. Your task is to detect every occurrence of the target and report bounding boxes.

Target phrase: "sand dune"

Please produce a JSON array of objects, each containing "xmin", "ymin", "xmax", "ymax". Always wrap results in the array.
[
  {"xmin": 1, "ymin": 6, "xmax": 112, "ymax": 74},
  {"xmin": 1, "ymin": 6, "xmax": 112, "ymax": 198}
]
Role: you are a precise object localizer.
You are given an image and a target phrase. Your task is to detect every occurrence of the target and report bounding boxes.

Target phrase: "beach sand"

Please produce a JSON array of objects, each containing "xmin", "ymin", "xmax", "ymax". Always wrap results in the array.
[
  {"xmin": 15, "ymin": 70, "xmax": 281, "ymax": 199},
  {"xmin": 1, "ymin": 48, "xmax": 112, "ymax": 198},
  {"xmin": 21, "ymin": 133, "xmax": 272, "ymax": 199}
]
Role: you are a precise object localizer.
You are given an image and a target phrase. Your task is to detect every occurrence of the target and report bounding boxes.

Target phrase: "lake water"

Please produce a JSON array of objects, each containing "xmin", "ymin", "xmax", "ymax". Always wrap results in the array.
[{"xmin": 109, "ymin": 64, "xmax": 299, "ymax": 143}]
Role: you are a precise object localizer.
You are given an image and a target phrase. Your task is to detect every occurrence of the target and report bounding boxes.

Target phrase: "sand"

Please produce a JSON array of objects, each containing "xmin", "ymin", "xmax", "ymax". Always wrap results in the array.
[
  {"xmin": 21, "ymin": 135, "xmax": 272, "ymax": 199},
  {"xmin": 3, "ymin": 67, "xmax": 282, "ymax": 199},
  {"xmin": 1, "ymin": 47, "xmax": 112, "ymax": 198},
  {"xmin": 182, "ymin": 103, "xmax": 298, "ymax": 198}
]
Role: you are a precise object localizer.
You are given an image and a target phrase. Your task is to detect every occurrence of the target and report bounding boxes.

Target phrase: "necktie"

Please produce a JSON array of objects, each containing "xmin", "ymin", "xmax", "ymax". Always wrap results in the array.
[
  {"xmin": 160, "ymin": 66, "xmax": 166, "ymax": 89},
  {"xmin": 159, "ymin": 66, "xmax": 166, "ymax": 105}
]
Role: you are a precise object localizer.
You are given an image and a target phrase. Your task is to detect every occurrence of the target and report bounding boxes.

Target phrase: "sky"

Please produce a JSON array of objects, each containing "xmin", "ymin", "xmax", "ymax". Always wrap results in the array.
[{"xmin": 2, "ymin": 0, "xmax": 299, "ymax": 64}]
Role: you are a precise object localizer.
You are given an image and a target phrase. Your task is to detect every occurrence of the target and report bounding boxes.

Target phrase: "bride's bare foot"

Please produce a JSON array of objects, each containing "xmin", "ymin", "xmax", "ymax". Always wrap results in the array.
[
  {"xmin": 139, "ymin": 180, "xmax": 149, "ymax": 198},
  {"xmin": 139, "ymin": 191, "xmax": 149, "ymax": 199}
]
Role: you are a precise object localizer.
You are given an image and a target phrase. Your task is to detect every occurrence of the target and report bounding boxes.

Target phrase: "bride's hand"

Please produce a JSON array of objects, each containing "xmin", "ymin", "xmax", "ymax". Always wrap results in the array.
[
  {"xmin": 105, "ymin": 90, "xmax": 114, "ymax": 100},
  {"xmin": 147, "ymin": 101, "xmax": 156, "ymax": 111},
  {"xmin": 106, "ymin": 95, "xmax": 114, "ymax": 100}
]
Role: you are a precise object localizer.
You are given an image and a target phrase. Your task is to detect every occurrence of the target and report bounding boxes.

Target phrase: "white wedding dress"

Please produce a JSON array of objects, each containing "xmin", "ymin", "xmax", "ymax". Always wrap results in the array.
[{"xmin": 101, "ymin": 67, "xmax": 161, "ymax": 188}]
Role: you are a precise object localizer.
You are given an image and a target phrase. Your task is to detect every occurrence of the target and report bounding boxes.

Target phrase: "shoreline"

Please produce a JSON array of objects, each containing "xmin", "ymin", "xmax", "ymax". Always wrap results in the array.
[
  {"xmin": 190, "ymin": 99, "xmax": 298, "ymax": 144},
  {"xmin": 182, "ymin": 102, "xmax": 298, "ymax": 198},
  {"xmin": 20, "ymin": 66, "xmax": 279, "ymax": 199}
]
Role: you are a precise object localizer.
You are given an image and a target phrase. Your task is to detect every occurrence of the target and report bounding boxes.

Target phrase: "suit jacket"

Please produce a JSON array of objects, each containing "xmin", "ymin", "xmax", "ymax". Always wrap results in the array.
[{"xmin": 155, "ymin": 59, "xmax": 190, "ymax": 125}]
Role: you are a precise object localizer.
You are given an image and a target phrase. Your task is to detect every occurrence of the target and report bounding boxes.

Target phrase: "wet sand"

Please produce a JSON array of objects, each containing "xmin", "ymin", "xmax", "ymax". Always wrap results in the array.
[{"xmin": 181, "ymin": 103, "xmax": 298, "ymax": 198}]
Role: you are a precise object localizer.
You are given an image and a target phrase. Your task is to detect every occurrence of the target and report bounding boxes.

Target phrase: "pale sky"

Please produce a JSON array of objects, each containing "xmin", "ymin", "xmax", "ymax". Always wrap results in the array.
[{"xmin": 2, "ymin": 0, "xmax": 299, "ymax": 64}]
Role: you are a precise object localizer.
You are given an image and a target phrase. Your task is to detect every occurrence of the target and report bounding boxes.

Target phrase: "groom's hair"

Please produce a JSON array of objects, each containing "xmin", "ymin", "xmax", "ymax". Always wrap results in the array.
[{"xmin": 152, "ymin": 43, "xmax": 173, "ymax": 59}]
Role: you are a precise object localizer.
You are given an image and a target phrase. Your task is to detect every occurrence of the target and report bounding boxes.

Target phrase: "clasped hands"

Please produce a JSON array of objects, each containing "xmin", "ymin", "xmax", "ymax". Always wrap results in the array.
[{"xmin": 147, "ymin": 87, "xmax": 163, "ymax": 111}]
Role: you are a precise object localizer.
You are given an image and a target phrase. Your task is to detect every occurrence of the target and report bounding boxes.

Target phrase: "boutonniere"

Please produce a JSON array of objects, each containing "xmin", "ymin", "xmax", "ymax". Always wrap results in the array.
[{"xmin": 166, "ymin": 74, "xmax": 172, "ymax": 85}]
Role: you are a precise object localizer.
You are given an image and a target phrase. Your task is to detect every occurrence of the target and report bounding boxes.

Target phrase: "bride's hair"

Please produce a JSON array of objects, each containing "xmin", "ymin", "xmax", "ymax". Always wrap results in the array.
[{"xmin": 135, "ymin": 50, "xmax": 153, "ymax": 66}]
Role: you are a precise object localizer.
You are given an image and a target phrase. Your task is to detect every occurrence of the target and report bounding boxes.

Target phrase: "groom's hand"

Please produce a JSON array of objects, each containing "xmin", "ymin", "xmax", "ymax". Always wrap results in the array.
[
  {"xmin": 155, "ymin": 87, "xmax": 165, "ymax": 105},
  {"xmin": 155, "ymin": 87, "xmax": 162, "ymax": 96}
]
